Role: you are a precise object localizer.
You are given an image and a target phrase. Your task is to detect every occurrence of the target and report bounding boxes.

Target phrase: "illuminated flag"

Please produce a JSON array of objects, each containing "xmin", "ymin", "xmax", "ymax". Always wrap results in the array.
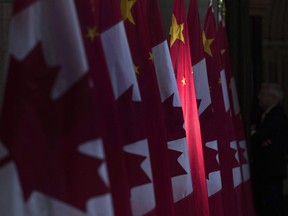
[
  {"xmin": 146, "ymin": 0, "xmax": 195, "ymax": 215},
  {"xmin": 187, "ymin": 0, "xmax": 224, "ymax": 215},
  {"xmin": 169, "ymin": 0, "xmax": 210, "ymax": 215}
]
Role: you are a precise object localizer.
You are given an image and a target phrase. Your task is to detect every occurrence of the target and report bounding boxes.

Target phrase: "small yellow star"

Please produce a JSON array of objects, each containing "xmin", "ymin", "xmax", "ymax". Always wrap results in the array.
[
  {"xmin": 86, "ymin": 26, "xmax": 99, "ymax": 42},
  {"xmin": 134, "ymin": 64, "xmax": 139, "ymax": 74},
  {"xmin": 169, "ymin": 14, "xmax": 185, "ymax": 47},
  {"xmin": 121, "ymin": 0, "xmax": 137, "ymax": 25},
  {"xmin": 181, "ymin": 77, "xmax": 186, "ymax": 86},
  {"xmin": 221, "ymin": 49, "xmax": 226, "ymax": 55},
  {"xmin": 202, "ymin": 32, "xmax": 214, "ymax": 57},
  {"xmin": 149, "ymin": 52, "xmax": 154, "ymax": 62}
]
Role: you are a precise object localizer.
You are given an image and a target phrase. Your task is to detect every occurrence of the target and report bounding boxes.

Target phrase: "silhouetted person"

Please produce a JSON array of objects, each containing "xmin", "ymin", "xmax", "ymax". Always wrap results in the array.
[{"xmin": 251, "ymin": 83, "xmax": 288, "ymax": 216}]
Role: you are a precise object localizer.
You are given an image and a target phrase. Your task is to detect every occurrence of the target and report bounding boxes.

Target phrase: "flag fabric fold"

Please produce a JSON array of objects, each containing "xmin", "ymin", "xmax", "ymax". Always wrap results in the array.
[
  {"xmin": 217, "ymin": 14, "xmax": 255, "ymax": 216},
  {"xmin": 0, "ymin": 0, "xmax": 133, "ymax": 215},
  {"xmin": 169, "ymin": 0, "xmax": 210, "ymax": 216},
  {"xmin": 121, "ymin": 0, "xmax": 176, "ymax": 215},
  {"xmin": 187, "ymin": 1, "xmax": 224, "ymax": 216},
  {"xmin": 146, "ymin": 0, "xmax": 195, "ymax": 215},
  {"xmin": 203, "ymin": 4, "xmax": 243, "ymax": 216}
]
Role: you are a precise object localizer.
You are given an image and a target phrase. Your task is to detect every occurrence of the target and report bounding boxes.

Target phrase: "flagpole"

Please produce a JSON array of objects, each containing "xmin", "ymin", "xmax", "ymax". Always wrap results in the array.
[{"xmin": 218, "ymin": 0, "xmax": 226, "ymax": 23}]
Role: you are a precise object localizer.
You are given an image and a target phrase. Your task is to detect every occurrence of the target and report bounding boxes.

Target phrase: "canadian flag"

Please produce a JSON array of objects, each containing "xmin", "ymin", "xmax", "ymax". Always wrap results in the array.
[
  {"xmin": 121, "ymin": 0, "xmax": 177, "ymax": 215},
  {"xmin": 0, "ymin": 0, "xmax": 133, "ymax": 215},
  {"xmin": 187, "ymin": 3, "xmax": 226, "ymax": 215},
  {"xmin": 146, "ymin": 0, "xmax": 195, "ymax": 215},
  {"xmin": 217, "ymin": 14, "xmax": 255, "ymax": 216},
  {"xmin": 203, "ymin": 4, "xmax": 243, "ymax": 216}
]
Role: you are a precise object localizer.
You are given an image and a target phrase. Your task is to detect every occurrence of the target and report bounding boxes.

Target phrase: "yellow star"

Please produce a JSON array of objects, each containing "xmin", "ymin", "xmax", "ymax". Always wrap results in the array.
[
  {"xmin": 169, "ymin": 14, "xmax": 185, "ymax": 47},
  {"xmin": 86, "ymin": 26, "xmax": 99, "ymax": 42},
  {"xmin": 149, "ymin": 52, "xmax": 154, "ymax": 62},
  {"xmin": 181, "ymin": 77, "xmax": 186, "ymax": 86},
  {"xmin": 134, "ymin": 64, "xmax": 139, "ymax": 74},
  {"xmin": 202, "ymin": 32, "xmax": 214, "ymax": 57},
  {"xmin": 221, "ymin": 49, "xmax": 226, "ymax": 55},
  {"xmin": 121, "ymin": 0, "xmax": 137, "ymax": 25}
]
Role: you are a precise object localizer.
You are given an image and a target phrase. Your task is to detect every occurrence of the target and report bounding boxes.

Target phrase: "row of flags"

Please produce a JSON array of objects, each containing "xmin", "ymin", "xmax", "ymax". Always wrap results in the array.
[{"xmin": 0, "ymin": 0, "xmax": 255, "ymax": 215}]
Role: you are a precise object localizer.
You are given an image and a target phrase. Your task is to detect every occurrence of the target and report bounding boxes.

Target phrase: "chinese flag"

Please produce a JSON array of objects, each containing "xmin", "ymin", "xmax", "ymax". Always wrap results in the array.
[
  {"xmin": 217, "ymin": 15, "xmax": 256, "ymax": 216},
  {"xmin": 203, "ymin": 4, "xmax": 243, "ymax": 216},
  {"xmin": 121, "ymin": 0, "xmax": 176, "ymax": 215},
  {"xmin": 147, "ymin": 0, "xmax": 195, "ymax": 215},
  {"xmin": 169, "ymin": 0, "xmax": 210, "ymax": 216},
  {"xmin": 187, "ymin": 0, "xmax": 225, "ymax": 216},
  {"xmin": 0, "ymin": 0, "xmax": 132, "ymax": 215}
]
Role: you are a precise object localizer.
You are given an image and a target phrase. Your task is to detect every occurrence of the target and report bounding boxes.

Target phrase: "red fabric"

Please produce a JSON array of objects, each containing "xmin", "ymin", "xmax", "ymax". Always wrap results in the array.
[
  {"xmin": 169, "ymin": 0, "xmax": 210, "ymax": 216},
  {"xmin": 13, "ymin": 0, "xmax": 37, "ymax": 14},
  {"xmin": 218, "ymin": 17, "xmax": 256, "ymax": 216},
  {"xmin": 187, "ymin": 1, "xmax": 225, "ymax": 215},
  {"xmin": 123, "ymin": 0, "xmax": 176, "ymax": 215},
  {"xmin": 203, "ymin": 5, "xmax": 243, "ymax": 216},
  {"xmin": 1, "ymin": 0, "xmax": 132, "ymax": 215}
]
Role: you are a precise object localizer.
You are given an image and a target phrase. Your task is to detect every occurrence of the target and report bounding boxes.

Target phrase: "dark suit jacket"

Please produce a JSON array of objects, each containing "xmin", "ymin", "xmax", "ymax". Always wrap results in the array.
[{"xmin": 251, "ymin": 104, "xmax": 288, "ymax": 181}]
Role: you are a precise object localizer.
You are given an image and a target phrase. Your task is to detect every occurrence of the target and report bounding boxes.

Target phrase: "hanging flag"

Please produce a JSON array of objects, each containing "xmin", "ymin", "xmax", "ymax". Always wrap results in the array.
[
  {"xmin": 121, "ymin": 0, "xmax": 176, "ymax": 215},
  {"xmin": 203, "ymin": 3, "xmax": 243, "ymax": 216},
  {"xmin": 217, "ymin": 13, "xmax": 256, "ymax": 216},
  {"xmin": 146, "ymin": 0, "xmax": 195, "ymax": 215},
  {"xmin": 0, "ymin": 0, "xmax": 132, "ymax": 215},
  {"xmin": 169, "ymin": 0, "xmax": 210, "ymax": 216},
  {"xmin": 187, "ymin": 0, "xmax": 224, "ymax": 216}
]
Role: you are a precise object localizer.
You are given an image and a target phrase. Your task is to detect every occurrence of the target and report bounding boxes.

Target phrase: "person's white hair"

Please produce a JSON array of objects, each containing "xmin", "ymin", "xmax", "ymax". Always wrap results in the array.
[{"xmin": 261, "ymin": 82, "xmax": 283, "ymax": 103}]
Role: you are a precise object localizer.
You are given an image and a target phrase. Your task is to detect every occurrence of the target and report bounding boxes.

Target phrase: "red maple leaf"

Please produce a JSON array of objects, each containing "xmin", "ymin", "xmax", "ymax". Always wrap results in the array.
[
  {"xmin": 238, "ymin": 145, "xmax": 248, "ymax": 164},
  {"xmin": 116, "ymin": 86, "xmax": 152, "ymax": 187},
  {"xmin": 228, "ymin": 144, "xmax": 241, "ymax": 168},
  {"xmin": 0, "ymin": 43, "xmax": 108, "ymax": 211},
  {"xmin": 162, "ymin": 94, "xmax": 186, "ymax": 141},
  {"xmin": 125, "ymin": 152, "xmax": 151, "ymax": 188},
  {"xmin": 203, "ymin": 145, "xmax": 220, "ymax": 179},
  {"xmin": 162, "ymin": 94, "xmax": 187, "ymax": 177}
]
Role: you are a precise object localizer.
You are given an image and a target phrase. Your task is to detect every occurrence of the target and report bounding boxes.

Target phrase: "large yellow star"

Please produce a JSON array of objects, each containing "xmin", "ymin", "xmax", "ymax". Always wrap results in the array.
[
  {"xmin": 169, "ymin": 14, "xmax": 185, "ymax": 47},
  {"xmin": 121, "ymin": 0, "xmax": 137, "ymax": 24},
  {"xmin": 86, "ymin": 26, "xmax": 99, "ymax": 42},
  {"xmin": 202, "ymin": 32, "xmax": 214, "ymax": 57},
  {"xmin": 181, "ymin": 77, "xmax": 186, "ymax": 86}
]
